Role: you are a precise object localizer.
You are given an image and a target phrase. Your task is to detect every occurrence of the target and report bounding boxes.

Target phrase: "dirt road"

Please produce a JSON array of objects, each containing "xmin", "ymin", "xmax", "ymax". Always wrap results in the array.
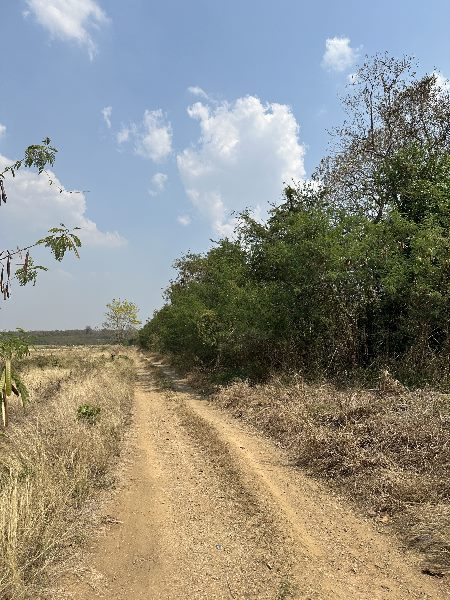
[{"xmin": 64, "ymin": 357, "xmax": 449, "ymax": 599}]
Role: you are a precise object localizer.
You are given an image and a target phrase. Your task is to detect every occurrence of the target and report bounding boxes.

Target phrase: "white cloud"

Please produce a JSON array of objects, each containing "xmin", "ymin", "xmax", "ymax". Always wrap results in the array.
[
  {"xmin": 0, "ymin": 124, "xmax": 6, "ymax": 138},
  {"xmin": 117, "ymin": 110, "xmax": 172, "ymax": 163},
  {"xmin": 0, "ymin": 154, "xmax": 125, "ymax": 248},
  {"xmin": 177, "ymin": 215, "xmax": 191, "ymax": 226},
  {"xmin": 149, "ymin": 172, "xmax": 168, "ymax": 196},
  {"xmin": 322, "ymin": 37, "xmax": 359, "ymax": 72},
  {"xmin": 101, "ymin": 105, "xmax": 112, "ymax": 128},
  {"xmin": 25, "ymin": 0, "xmax": 108, "ymax": 60},
  {"xmin": 116, "ymin": 126, "xmax": 130, "ymax": 144},
  {"xmin": 136, "ymin": 110, "xmax": 172, "ymax": 162},
  {"xmin": 177, "ymin": 95, "xmax": 305, "ymax": 236},
  {"xmin": 188, "ymin": 86, "xmax": 210, "ymax": 100}
]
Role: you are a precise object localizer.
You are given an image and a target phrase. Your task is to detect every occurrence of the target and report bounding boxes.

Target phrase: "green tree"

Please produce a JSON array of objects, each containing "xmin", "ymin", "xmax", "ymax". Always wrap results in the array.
[
  {"xmin": 140, "ymin": 53, "xmax": 450, "ymax": 389},
  {"xmin": 104, "ymin": 299, "xmax": 141, "ymax": 343},
  {"xmin": 317, "ymin": 54, "xmax": 450, "ymax": 221}
]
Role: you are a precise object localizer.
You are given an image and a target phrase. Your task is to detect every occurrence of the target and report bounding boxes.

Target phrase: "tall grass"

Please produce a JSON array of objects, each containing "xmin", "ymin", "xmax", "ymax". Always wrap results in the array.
[{"xmin": 0, "ymin": 346, "xmax": 136, "ymax": 599}]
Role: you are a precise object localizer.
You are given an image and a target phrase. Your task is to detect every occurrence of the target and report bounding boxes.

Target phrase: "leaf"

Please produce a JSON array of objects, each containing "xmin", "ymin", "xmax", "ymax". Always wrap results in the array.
[
  {"xmin": 37, "ymin": 225, "xmax": 82, "ymax": 261},
  {"xmin": 12, "ymin": 371, "xmax": 29, "ymax": 407}
]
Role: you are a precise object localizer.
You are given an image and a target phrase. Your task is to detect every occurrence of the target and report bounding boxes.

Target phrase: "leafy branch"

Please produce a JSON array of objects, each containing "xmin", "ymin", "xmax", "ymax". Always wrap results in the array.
[
  {"xmin": 0, "ymin": 138, "xmax": 83, "ymax": 300},
  {"xmin": 0, "ymin": 225, "xmax": 81, "ymax": 298}
]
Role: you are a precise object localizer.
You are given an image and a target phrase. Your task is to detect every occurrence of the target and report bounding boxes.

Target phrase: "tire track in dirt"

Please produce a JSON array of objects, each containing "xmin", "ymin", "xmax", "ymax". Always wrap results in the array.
[{"xmin": 62, "ymin": 357, "xmax": 449, "ymax": 600}]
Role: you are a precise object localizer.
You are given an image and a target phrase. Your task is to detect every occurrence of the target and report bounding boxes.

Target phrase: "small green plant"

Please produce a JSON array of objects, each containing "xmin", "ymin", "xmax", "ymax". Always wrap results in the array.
[
  {"xmin": 0, "ymin": 330, "xmax": 31, "ymax": 427},
  {"xmin": 77, "ymin": 403, "xmax": 101, "ymax": 425}
]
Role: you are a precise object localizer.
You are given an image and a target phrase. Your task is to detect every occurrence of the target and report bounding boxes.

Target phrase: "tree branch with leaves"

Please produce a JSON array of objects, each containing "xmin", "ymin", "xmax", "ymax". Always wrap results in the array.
[
  {"xmin": 0, "ymin": 138, "xmax": 83, "ymax": 426},
  {"xmin": 0, "ymin": 138, "xmax": 82, "ymax": 300}
]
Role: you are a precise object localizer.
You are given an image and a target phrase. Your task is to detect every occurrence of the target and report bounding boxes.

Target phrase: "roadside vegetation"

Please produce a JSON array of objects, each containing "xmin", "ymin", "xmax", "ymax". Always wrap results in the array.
[
  {"xmin": 140, "ymin": 53, "xmax": 450, "ymax": 575},
  {"xmin": 215, "ymin": 378, "xmax": 450, "ymax": 576},
  {"xmin": 0, "ymin": 346, "xmax": 137, "ymax": 599}
]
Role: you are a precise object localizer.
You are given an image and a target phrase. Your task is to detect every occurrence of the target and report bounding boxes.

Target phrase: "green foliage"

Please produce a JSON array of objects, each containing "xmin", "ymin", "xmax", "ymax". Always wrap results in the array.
[
  {"xmin": 0, "ymin": 330, "xmax": 33, "ymax": 426},
  {"xmin": 104, "ymin": 299, "xmax": 141, "ymax": 343},
  {"xmin": 0, "ymin": 329, "xmax": 33, "ymax": 361},
  {"xmin": 140, "ymin": 56, "xmax": 450, "ymax": 389},
  {"xmin": 76, "ymin": 403, "xmax": 101, "ymax": 425},
  {"xmin": 375, "ymin": 144, "xmax": 450, "ymax": 225},
  {"xmin": 37, "ymin": 223, "xmax": 81, "ymax": 261},
  {"xmin": 0, "ymin": 137, "xmax": 57, "ymax": 181},
  {"xmin": 15, "ymin": 257, "xmax": 48, "ymax": 286},
  {"xmin": 0, "ymin": 139, "xmax": 82, "ymax": 301}
]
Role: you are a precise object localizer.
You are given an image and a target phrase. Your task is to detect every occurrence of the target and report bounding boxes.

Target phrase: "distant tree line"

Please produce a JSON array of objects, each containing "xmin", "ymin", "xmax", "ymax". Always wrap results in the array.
[{"xmin": 139, "ymin": 54, "xmax": 450, "ymax": 388}]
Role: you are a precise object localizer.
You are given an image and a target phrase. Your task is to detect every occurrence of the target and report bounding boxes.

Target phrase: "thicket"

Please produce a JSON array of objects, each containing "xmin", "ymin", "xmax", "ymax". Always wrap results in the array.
[{"xmin": 140, "ymin": 54, "xmax": 450, "ymax": 389}]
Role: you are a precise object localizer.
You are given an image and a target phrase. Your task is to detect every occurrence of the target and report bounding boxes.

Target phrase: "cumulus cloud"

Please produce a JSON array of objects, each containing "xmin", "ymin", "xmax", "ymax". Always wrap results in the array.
[
  {"xmin": 0, "ymin": 154, "xmax": 125, "ymax": 248},
  {"xmin": 177, "ymin": 95, "xmax": 305, "ymax": 236},
  {"xmin": 322, "ymin": 37, "xmax": 359, "ymax": 72},
  {"xmin": 25, "ymin": 0, "xmax": 108, "ymax": 60},
  {"xmin": 136, "ymin": 110, "xmax": 172, "ymax": 161},
  {"xmin": 149, "ymin": 172, "xmax": 168, "ymax": 196},
  {"xmin": 101, "ymin": 105, "xmax": 112, "ymax": 128},
  {"xmin": 117, "ymin": 110, "xmax": 172, "ymax": 163},
  {"xmin": 177, "ymin": 215, "xmax": 191, "ymax": 226}
]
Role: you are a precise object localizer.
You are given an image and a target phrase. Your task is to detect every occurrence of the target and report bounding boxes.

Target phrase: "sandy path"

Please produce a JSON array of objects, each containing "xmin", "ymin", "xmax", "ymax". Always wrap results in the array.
[{"xmin": 63, "ymin": 357, "xmax": 449, "ymax": 599}]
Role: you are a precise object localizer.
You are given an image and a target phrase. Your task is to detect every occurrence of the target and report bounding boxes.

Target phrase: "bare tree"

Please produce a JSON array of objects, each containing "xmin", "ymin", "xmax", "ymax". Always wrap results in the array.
[{"xmin": 317, "ymin": 53, "xmax": 450, "ymax": 221}]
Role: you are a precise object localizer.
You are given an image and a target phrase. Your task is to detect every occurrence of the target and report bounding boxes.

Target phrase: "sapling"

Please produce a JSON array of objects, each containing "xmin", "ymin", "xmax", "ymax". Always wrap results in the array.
[{"xmin": 0, "ymin": 330, "xmax": 31, "ymax": 427}]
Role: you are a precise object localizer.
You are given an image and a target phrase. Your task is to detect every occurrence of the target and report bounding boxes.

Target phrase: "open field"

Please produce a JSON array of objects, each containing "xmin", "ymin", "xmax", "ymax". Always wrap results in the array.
[{"xmin": 0, "ymin": 345, "xmax": 137, "ymax": 599}]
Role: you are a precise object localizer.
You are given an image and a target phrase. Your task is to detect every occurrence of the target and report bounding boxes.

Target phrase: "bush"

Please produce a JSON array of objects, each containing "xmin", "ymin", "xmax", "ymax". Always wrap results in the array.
[{"xmin": 76, "ymin": 403, "xmax": 101, "ymax": 424}]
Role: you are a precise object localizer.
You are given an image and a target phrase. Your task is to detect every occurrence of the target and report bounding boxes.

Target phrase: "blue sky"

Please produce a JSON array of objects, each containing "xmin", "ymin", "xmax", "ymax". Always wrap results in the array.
[{"xmin": 0, "ymin": 0, "xmax": 448, "ymax": 329}]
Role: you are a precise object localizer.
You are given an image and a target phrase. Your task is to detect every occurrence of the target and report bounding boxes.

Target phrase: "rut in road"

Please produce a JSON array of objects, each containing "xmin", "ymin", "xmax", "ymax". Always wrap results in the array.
[{"xmin": 64, "ymin": 357, "xmax": 449, "ymax": 600}]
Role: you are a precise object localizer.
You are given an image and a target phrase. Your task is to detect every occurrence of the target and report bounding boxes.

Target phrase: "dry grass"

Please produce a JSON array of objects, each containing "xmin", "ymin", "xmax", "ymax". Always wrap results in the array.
[
  {"xmin": 215, "ymin": 377, "xmax": 450, "ymax": 575},
  {"xmin": 0, "ymin": 346, "xmax": 137, "ymax": 599}
]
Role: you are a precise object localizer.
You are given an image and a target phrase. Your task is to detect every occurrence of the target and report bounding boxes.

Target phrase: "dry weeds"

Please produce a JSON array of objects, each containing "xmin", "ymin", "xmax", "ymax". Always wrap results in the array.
[
  {"xmin": 0, "ymin": 346, "xmax": 137, "ymax": 599},
  {"xmin": 215, "ymin": 377, "xmax": 450, "ymax": 575}
]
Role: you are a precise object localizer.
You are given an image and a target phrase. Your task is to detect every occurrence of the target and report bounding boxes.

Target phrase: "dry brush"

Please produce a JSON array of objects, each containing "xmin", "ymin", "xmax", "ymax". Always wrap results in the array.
[
  {"xmin": 215, "ymin": 376, "xmax": 450, "ymax": 576},
  {"xmin": 0, "ymin": 346, "xmax": 137, "ymax": 599}
]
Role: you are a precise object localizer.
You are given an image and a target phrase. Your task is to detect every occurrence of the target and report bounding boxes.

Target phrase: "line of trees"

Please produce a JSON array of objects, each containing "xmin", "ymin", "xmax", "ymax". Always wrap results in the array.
[{"xmin": 139, "ymin": 54, "xmax": 450, "ymax": 388}]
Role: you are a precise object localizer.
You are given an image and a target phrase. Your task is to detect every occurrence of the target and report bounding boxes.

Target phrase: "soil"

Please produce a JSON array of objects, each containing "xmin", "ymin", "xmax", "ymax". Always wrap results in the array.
[{"xmin": 62, "ymin": 356, "xmax": 449, "ymax": 599}]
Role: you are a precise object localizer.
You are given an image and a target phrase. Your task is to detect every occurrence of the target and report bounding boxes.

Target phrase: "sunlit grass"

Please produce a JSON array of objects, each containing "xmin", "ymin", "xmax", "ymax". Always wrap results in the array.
[{"xmin": 0, "ymin": 345, "xmax": 137, "ymax": 599}]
